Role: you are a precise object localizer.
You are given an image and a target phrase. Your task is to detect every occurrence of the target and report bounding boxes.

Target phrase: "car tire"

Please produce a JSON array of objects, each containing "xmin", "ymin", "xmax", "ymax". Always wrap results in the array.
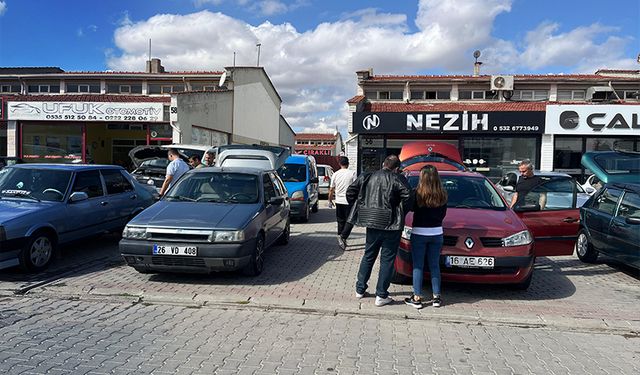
[
  {"xmin": 311, "ymin": 200, "xmax": 319, "ymax": 213},
  {"xmin": 576, "ymin": 229, "xmax": 598, "ymax": 263},
  {"xmin": 300, "ymin": 202, "xmax": 310, "ymax": 223},
  {"xmin": 243, "ymin": 233, "xmax": 265, "ymax": 276},
  {"xmin": 20, "ymin": 231, "xmax": 56, "ymax": 273},
  {"xmin": 276, "ymin": 220, "xmax": 290, "ymax": 246},
  {"xmin": 390, "ymin": 266, "xmax": 412, "ymax": 285},
  {"xmin": 510, "ymin": 270, "xmax": 533, "ymax": 291}
]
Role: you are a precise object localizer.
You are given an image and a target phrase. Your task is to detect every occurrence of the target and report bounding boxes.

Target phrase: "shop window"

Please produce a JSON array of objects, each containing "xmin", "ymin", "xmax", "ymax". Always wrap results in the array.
[
  {"xmin": 586, "ymin": 138, "xmax": 636, "ymax": 152},
  {"xmin": 461, "ymin": 137, "xmax": 538, "ymax": 180},
  {"xmin": 0, "ymin": 84, "xmax": 20, "ymax": 93},
  {"xmin": 21, "ymin": 124, "xmax": 83, "ymax": 163},
  {"xmin": 101, "ymin": 169, "xmax": 134, "ymax": 195},
  {"xmin": 67, "ymin": 83, "xmax": 100, "ymax": 93},
  {"xmin": 554, "ymin": 137, "xmax": 582, "ymax": 172}
]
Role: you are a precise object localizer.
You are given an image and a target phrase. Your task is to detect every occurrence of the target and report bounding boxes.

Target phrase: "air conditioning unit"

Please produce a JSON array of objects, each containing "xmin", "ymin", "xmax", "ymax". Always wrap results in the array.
[
  {"xmin": 586, "ymin": 86, "xmax": 615, "ymax": 102},
  {"xmin": 491, "ymin": 75, "xmax": 514, "ymax": 91}
]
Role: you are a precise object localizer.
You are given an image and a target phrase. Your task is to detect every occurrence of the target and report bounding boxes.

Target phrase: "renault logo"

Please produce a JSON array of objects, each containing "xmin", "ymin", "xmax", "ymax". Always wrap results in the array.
[
  {"xmin": 464, "ymin": 237, "xmax": 475, "ymax": 249},
  {"xmin": 362, "ymin": 114, "xmax": 380, "ymax": 130}
]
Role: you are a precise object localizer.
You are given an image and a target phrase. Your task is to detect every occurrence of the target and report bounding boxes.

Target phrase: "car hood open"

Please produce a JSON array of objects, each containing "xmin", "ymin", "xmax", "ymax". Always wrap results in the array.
[
  {"xmin": 581, "ymin": 151, "xmax": 640, "ymax": 184},
  {"xmin": 215, "ymin": 145, "xmax": 290, "ymax": 170},
  {"xmin": 129, "ymin": 201, "xmax": 261, "ymax": 229},
  {"xmin": 399, "ymin": 141, "xmax": 466, "ymax": 171},
  {"xmin": 128, "ymin": 144, "xmax": 212, "ymax": 168}
]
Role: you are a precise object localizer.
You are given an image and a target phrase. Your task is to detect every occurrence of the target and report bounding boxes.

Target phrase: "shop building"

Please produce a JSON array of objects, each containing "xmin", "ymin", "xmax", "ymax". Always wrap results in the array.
[
  {"xmin": 1, "ymin": 60, "xmax": 293, "ymax": 167},
  {"xmin": 346, "ymin": 69, "xmax": 639, "ymax": 181},
  {"xmin": 294, "ymin": 132, "xmax": 344, "ymax": 157}
]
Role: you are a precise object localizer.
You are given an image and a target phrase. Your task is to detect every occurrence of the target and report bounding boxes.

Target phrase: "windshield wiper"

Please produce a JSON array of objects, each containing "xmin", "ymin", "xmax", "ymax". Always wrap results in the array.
[
  {"xmin": 3, "ymin": 191, "xmax": 41, "ymax": 202},
  {"xmin": 164, "ymin": 196, "xmax": 196, "ymax": 202}
]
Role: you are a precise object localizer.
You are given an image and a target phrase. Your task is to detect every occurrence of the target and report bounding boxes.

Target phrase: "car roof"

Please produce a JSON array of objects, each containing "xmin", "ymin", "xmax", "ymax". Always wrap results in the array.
[
  {"xmin": 405, "ymin": 170, "xmax": 486, "ymax": 178},
  {"xmin": 606, "ymin": 182, "xmax": 640, "ymax": 194},
  {"xmin": 285, "ymin": 155, "xmax": 309, "ymax": 164},
  {"xmin": 188, "ymin": 166, "xmax": 272, "ymax": 175},
  {"xmin": 8, "ymin": 163, "xmax": 124, "ymax": 171}
]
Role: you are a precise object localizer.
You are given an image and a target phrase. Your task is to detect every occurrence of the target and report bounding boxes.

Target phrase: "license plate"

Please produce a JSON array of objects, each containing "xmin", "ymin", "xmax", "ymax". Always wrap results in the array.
[
  {"xmin": 445, "ymin": 256, "xmax": 494, "ymax": 269},
  {"xmin": 152, "ymin": 244, "xmax": 198, "ymax": 256}
]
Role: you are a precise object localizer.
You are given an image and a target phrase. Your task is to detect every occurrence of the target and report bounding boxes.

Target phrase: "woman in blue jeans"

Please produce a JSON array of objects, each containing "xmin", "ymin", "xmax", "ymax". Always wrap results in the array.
[{"xmin": 405, "ymin": 165, "xmax": 448, "ymax": 309}]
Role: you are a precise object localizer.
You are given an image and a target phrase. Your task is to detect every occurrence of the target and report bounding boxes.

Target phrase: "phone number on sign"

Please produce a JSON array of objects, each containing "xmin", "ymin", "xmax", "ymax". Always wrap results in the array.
[{"xmin": 492, "ymin": 125, "xmax": 540, "ymax": 132}]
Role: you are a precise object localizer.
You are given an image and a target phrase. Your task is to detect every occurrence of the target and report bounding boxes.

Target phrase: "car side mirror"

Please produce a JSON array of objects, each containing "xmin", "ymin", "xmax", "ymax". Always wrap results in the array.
[
  {"xmin": 69, "ymin": 192, "xmax": 89, "ymax": 202},
  {"xmin": 625, "ymin": 217, "xmax": 640, "ymax": 225},
  {"xmin": 513, "ymin": 203, "xmax": 540, "ymax": 212},
  {"xmin": 310, "ymin": 177, "xmax": 319, "ymax": 184},
  {"xmin": 502, "ymin": 185, "xmax": 515, "ymax": 192},
  {"xmin": 268, "ymin": 197, "xmax": 284, "ymax": 206}
]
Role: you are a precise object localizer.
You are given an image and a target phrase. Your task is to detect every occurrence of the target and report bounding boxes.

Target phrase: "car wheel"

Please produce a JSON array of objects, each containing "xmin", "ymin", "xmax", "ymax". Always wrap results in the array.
[
  {"xmin": 20, "ymin": 231, "xmax": 56, "ymax": 272},
  {"xmin": 243, "ymin": 233, "xmax": 265, "ymax": 276},
  {"xmin": 276, "ymin": 220, "xmax": 290, "ymax": 246},
  {"xmin": 300, "ymin": 202, "xmax": 310, "ymax": 222},
  {"xmin": 311, "ymin": 200, "xmax": 319, "ymax": 213},
  {"xmin": 576, "ymin": 229, "xmax": 598, "ymax": 263},
  {"xmin": 390, "ymin": 266, "xmax": 411, "ymax": 285}
]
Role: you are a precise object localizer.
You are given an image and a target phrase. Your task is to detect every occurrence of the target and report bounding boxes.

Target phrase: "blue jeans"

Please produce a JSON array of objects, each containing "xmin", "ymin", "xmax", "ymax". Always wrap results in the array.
[
  {"xmin": 356, "ymin": 228, "xmax": 401, "ymax": 298},
  {"xmin": 410, "ymin": 233, "xmax": 443, "ymax": 297}
]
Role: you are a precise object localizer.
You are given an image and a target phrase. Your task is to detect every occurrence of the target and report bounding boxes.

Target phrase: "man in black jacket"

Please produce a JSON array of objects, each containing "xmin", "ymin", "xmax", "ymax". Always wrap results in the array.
[{"xmin": 346, "ymin": 155, "xmax": 411, "ymax": 307}]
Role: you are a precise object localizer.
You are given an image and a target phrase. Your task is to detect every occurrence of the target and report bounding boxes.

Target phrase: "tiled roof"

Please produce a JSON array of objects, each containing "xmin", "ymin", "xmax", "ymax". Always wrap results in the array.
[
  {"xmin": 0, "ymin": 67, "xmax": 64, "ymax": 74},
  {"xmin": 7, "ymin": 95, "xmax": 170, "ymax": 103},
  {"xmin": 347, "ymin": 95, "xmax": 365, "ymax": 104},
  {"xmin": 365, "ymin": 101, "xmax": 638, "ymax": 112},
  {"xmin": 295, "ymin": 133, "xmax": 338, "ymax": 140},
  {"xmin": 176, "ymin": 89, "xmax": 231, "ymax": 94},
  {"xmin": 367, "ymin": 74, "xmax": 640, "ymax": 82}
]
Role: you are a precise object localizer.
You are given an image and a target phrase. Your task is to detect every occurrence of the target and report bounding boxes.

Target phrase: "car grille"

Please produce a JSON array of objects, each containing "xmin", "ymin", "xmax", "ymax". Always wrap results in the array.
[
  {"xmin": 148, "ymin": 233, "xmax": 210, "ymax": 242},
  {"xmin": 480, "ymin": 237, "xmax": 503, "ymax": 247},
  {"xmin": 151, "ymin": 256, "xmax": 207, "ymax": 268},
  {"xmin": 443, "ymin": 236, "xmax": 458, "ymax": 247}
]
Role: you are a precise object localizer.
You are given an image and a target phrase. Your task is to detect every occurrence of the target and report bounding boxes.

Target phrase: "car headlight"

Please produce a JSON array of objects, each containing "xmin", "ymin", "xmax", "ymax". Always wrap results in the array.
[
  {"xmin": 291, "ymin": 190, "xmax": 305, "ymax": 200},
  {"xmin": 401, "ymin": 225, "xmax": 412, "ymax": 241},
  {"xmin": 210, "ymin": 230, "xmax": 245, "ymax": 242},
  {"xmin": 123, "ymin": 226, "xmax": 148, "ymax": 240},
  {"xmin": 502, "ymin": 230, "xmax": 532, "ymax": 247}
]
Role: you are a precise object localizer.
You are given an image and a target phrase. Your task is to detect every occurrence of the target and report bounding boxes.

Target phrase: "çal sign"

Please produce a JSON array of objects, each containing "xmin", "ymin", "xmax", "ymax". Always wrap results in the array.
[
  {"xmin": 7, "ymin": 101, "xmax": 165, "ymax": 122},
  {"xmin": 546, "ymin": 105, "xmax": 639, "ymax": 135}
]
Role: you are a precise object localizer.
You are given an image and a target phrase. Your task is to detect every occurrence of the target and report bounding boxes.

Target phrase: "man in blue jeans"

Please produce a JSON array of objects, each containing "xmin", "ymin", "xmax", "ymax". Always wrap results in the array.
[{"xmin": 346, "ymin": 155, "xmax": 411, "ymax": 306}]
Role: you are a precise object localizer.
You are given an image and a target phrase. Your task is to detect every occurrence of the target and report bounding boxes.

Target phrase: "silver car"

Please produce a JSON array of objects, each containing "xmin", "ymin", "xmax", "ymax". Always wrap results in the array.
[{"xmin": 317, "ymin": 164, "xmax": 334, "ymax": 197}]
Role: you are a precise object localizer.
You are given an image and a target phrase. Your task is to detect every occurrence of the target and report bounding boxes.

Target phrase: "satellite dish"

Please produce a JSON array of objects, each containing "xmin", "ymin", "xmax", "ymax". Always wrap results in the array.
[
  {"xmin": 473, "ymin": 50, "xmax": 481, "ymax": 59},
  {"xmin": 218, "ymin": 71, "xmax": 227, "ymax": 87}
]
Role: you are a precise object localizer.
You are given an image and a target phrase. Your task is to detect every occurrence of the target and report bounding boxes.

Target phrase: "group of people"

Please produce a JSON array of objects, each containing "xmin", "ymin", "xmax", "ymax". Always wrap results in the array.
[
  {"xmin": 159, "ymin": 148, "xmax": 216, "ymax": 197},
  {"xmin": 328, "ymin": 155, "xmax": 447, "ymax": 309}
]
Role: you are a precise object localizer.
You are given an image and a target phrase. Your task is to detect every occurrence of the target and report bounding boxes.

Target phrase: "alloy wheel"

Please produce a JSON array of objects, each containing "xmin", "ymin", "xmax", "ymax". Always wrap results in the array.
[
  {"xmin": 30, "ymin": 236, "xmax": 53, "ymax": 268},
  {"xmin": 576, "ymin": 233, "xmax": 588, "ymax": 257}
]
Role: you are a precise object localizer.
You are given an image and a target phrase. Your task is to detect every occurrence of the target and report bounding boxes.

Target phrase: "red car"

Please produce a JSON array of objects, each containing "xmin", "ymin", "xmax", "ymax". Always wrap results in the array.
[{"xmin": 394, "ymin": 142, "xmax": 579, "ymax": 289}]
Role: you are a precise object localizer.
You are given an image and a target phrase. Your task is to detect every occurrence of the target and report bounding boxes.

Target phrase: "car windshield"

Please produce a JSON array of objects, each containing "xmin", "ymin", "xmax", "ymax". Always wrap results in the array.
[
  {"xmin": 0, "ymin": 167, "xmax": 72, "ymax": 202},
  {"xmin": 165, "ymin": 172, "xmax": 259, "ymax": 204},
  {"xmin": 408, "ymin": 174, "xmax": 506, "ymax": 210},
  {"xmin": 140, "ymin": 159, "xmax": 169, "ymax": 168},
  {"xmin": 278, "ymin": 164, "xmax": 306, "ymax": 182},
  {"xmin": 593, "ymin": 153, "xmax": 640, "ymax": 175}
]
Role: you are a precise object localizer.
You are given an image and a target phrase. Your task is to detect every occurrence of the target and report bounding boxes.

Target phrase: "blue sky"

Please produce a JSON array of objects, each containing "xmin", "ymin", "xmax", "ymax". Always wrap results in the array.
[{"xmin": 0, "ymin": 0, "xmax": 638, "ymax": 132}]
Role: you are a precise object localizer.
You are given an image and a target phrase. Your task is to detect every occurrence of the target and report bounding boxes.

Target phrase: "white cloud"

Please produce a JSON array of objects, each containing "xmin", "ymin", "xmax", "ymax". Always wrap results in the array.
[
  {"xmin": 193, "ymin": 0, "xmax": 224, "ymax": 7},
  {"xmin": 107, "ymin": 0, "xmax": 635, "ymax": 134},
  {"xmin": 255, "ymin": 1, "xmax": 287, "ymax": 16},
  {"xmin": 0, "ymin": 1, "xmax": 7, "ymax": 16}
]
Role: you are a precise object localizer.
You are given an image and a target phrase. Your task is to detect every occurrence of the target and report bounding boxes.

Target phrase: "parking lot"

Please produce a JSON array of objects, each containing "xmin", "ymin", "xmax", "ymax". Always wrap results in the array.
[{"xmin": 1, "ymin": 202, "xmax": 639, "ymax": 333}]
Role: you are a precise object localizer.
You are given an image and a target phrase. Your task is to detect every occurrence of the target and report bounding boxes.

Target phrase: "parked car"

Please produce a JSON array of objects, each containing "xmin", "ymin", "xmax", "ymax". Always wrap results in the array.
[
  {"xmin": 317, "ymin": 164, "xmax": 334, "ymax": 197},
  {"xmin": 581, "ymin": 174, "xmax": 602, "ymax": 195},
  {"xmin": 0, "ymin": 164, "xmax": 155, "ymax": 272},
  {"xmin": 128, "ymin": 144, "xmax": 212, "ymax": 190},
  {"xmin": 496, "ymin": 170, "xmax": 591, "ymax": 208},
  {"xmin": 277, "ymin": 155, "xmax": 319, "ymax": 222},
  {"xmin": 576, "ymin": 150, "xmax": 640, "ymax": 269},
  {"xmin": 120, "ymin": 145, "xmax": 291, "ymax": 275},
  {"xmin": 393, "ymin": 142, "xmax": 581, "ymax": 290}
]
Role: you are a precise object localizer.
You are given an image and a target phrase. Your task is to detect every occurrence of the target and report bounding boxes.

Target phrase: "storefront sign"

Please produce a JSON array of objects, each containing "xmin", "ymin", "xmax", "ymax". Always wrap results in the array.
[
  {"xmin": 6, "ymin": 101, "xmax": 165, "ymax": 122},
  {"xmin": 295, "ymin": 149, "xmax": 333, "ymax": 156},
  {"xmin": 353, "ymin": 112, "xmax": 545, "ymax": 134},
  {"xmin": 546, "ymin": 105, "xmax": 639, "ymax": 135}
]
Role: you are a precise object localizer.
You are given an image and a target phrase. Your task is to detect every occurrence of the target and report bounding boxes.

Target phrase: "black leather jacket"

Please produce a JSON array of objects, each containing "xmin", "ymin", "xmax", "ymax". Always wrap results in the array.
[{"xmin": 346, "ymin": 169, "xmax": 412, "ymax": 231}]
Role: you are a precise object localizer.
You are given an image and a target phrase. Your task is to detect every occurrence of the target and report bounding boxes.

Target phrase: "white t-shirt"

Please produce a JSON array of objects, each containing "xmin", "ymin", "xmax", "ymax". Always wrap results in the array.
[
  {"xmin": 330, "ymin": 168, "xmax": 357, "ymax": 205},
  {"xmin": 166, "ymin": 159, "xmax": 190, "ymax": 188}
]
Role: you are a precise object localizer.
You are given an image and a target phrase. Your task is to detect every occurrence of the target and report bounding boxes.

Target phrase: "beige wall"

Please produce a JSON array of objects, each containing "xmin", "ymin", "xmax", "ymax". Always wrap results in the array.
[{"xmin": 175, "ymin": 91, "xmax": 233, "ymax": 144}]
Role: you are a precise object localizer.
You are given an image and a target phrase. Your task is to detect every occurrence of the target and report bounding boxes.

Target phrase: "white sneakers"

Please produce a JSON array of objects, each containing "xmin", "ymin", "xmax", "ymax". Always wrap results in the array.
[
  {"xmin": 374, "ymin": 296, "xmax": 393, "ymax": 307},
  {"xmin": 355, "ymin": 292, "xmax": 365, "ymax": 298}
]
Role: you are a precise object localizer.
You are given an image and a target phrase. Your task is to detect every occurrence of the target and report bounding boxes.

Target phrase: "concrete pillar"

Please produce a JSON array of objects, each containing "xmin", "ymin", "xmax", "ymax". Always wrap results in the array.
[{"xmin": 6, "ymin": 120, "xmax": 17, "ymax": 157}]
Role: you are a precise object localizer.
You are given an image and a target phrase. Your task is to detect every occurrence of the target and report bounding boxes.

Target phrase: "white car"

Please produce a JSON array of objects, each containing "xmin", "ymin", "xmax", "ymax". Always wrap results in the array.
[{"xmin": 317, "ymin": 164, "xmax": 334, "ymax": 197}]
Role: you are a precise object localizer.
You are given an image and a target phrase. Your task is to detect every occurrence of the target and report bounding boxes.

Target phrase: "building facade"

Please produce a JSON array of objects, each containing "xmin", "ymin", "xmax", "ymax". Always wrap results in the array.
[
  {"xmin": 294, "ymin": 132, "xmax": 344, "ymax": 157},
  {"xmin": 1, "ymin": 60, "xmax": 294, "ymax": 167},
  {"xmin": 347, "ymin": 69, "xmax": 640, "ymax": 182}
]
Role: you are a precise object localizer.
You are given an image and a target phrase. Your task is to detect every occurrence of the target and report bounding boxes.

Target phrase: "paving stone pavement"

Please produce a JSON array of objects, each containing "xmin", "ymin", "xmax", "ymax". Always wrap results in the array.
[{"xmin": 0, "ymin": 296, "xmax": 638, "ymax": 375}]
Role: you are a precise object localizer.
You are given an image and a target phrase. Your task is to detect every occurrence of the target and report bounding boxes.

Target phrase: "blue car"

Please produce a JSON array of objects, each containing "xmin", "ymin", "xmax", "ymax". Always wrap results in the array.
[
  {"xmin": 0, "ymin": 164, "xmax": 155, "ymax": 272},
  {"xmin": 577, "ymin": 150, "xmax": 640, "ymax": 270},
  {"xmin": 277, "ymin": 155, "xmax": 319, "ymax": 222}
]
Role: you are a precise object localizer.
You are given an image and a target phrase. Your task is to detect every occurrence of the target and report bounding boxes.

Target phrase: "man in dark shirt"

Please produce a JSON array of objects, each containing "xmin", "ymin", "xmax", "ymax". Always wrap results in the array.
[{"xmin": 510, "ymin": 159, "xmax": 546, "ymax": 209}]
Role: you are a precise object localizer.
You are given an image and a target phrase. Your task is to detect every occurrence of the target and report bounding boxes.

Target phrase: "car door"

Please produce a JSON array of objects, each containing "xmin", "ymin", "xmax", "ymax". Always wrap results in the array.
[
  {"xmin": 307, "ymin": 158, "xmax": 319, "ymax": 206},
  {"xmin": 262, "ymin": 174, "xmax": 280, "ymax": 245},
  {"xmin": 586, "ymin": 187, "xmax": 622, "ymax": 253},
  {"xmin": 608, "ymin": 190, "xmax": 640, "ymax": 267},
  {"xmin": 269, "ymin": 172, "xmax": 289, "ymax": 233},
  {"xmin": 63, "ymin": 170, "xmax": 109, "ymax": 241},
  {"xmin": 100, "ymin": 168, "xmax": 139, "ymax": 230},
  {"xmin": 515, "ymin": 177, "xmax": 580, "ymax": 256}
]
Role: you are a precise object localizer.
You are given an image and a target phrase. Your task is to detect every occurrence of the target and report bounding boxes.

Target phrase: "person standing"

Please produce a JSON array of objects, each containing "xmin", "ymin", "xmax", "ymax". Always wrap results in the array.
[
  {"xmin": 159, "ymin": 149, "xmax": 189, "ymax": 197},
  {"xmin": 347, "ymin": 155, "xmax": 411, "ymax": 307},
  {"xmin": 510, "ymin": 159, "xmax": 546, "ymax": 209},
  {"xmin": 404, "ymin": 165, "xmax": 448, "ymax": 309},
  {"xmin": 328, "ymin": 157, "xmax": 357, "ymax": 250}
]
